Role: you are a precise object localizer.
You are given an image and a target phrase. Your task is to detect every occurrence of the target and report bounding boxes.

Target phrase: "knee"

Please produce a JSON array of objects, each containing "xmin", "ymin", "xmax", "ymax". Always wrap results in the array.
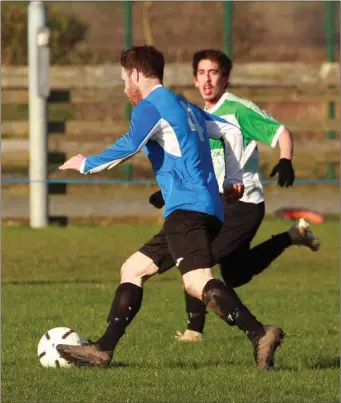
[
  {"xmin": 184, "ymin": 282, "xmax": 203, "ymax": 300},
  {"xmin": 183, "ymin": 275, "xmax": 212, "ymax": 300},
  {"xmin": 120, "ymin": 260, "xmax": 138, "ymax": 283},
  {"xmin": 182, "ymin": 269, "xmax": 214, "ymax": 300},
  {"xmin": 120, "ymin": 252, "xmax": 159, "ymax": 286}
]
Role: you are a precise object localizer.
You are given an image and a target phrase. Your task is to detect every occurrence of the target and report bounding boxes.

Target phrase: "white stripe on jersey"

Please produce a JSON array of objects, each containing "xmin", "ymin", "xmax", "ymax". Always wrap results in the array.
[
  {"xmin": 153, "ymin": 118, "xmax": 182, "ymax": 157},
  {"xmin": 87, "ymin": 119, "xmax": 162, "ymax": 174}
]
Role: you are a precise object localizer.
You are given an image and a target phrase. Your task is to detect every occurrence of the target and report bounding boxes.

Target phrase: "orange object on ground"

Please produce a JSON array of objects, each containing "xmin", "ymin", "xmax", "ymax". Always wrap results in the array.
[{"xmin": 275, "ymin": 208, "xmax": 326, "ymax": 224}]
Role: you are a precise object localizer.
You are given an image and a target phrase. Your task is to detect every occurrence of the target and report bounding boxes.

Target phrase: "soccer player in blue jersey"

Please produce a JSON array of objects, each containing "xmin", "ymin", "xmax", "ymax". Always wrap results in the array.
[{"xmin": 57, "ymin": 45, "xmax": 284, "ymax": 370}]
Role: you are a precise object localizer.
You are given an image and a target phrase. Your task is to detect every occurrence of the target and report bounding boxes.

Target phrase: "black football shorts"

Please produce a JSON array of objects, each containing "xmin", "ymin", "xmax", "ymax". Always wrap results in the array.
[{"xmin": 139, "ymin": 209, "xmax": 222, "ymax": 275}]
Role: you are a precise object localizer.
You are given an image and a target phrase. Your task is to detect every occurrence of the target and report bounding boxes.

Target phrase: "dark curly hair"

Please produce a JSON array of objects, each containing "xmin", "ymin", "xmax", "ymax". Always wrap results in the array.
[
  {"xmin": 121, "ymin": 45, "xmax": 164, "ymax": 81},
  {"xmin": 192, "ymin": 49, "xmax": 233, "ymax": 79}
]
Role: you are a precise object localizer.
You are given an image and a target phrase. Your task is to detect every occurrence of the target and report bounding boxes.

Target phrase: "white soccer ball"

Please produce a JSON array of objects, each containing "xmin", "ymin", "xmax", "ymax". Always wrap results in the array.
[{"xmin": 37, "ymin": 327, "xmax": 84, "ymax": 368}]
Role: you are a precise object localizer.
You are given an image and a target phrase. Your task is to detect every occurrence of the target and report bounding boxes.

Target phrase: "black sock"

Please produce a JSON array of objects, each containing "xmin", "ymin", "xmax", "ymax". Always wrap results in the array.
[
  {"xmin": 202, "ymin": 279, "xmax": 265, "ymax": 344},
  {"xmin": 184, "ymin": 291, "xmax": 207, "ymax": 333},
  {"xmin": 96, "ymin": 283, "xmax": 143, "ymax": 352}
]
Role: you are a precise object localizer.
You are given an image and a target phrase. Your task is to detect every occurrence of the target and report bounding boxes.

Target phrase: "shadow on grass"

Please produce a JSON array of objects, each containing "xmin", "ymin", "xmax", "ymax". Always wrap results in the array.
[
  {"xmin": 271, "ymin": 357, "xmax": 340, "ymax": 372},
  {"xmin": 2, "ymin": 277, "xmax": 173, "ymax": 286},
  {"xmin": 66, "ymin": 359, "xmax": 237, "ymax": 370},
  {"xmin": 2, "ymin": 280, "xmax": 112, "ymax": 286},
  {"xmin": 68, "ymin": 357, "xmax": 341, "ymax": 371},
  {"xmin": 308, "ymin": 357, "xmax": 340, "ymax": 369},
  {"xmin": 71, "ymin": 361, "xmax": 132, "ymax": 370},
  {"xmin": 110, "ymin": 361, "xmax": 131, "ymax": 368},
  {"xmin": 106, "ymin": 359, "xmax": 233, "ymax": 370}
]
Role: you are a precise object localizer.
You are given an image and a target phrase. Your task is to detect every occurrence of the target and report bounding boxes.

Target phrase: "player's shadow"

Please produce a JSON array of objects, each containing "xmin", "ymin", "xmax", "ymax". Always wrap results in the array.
[
  {"xmin": 268, "ymin": 357, "xmax": 340, "ymax": 372},
  {"xmin": 75, "ymin": 357, "xmax": 341, "ymax": 371},
  {"xmin": 107, "ymin": 360, "xmax": 231, "ymax": 369},
  {"xmin": 109, "ymin": 361, "xmax": 131, "ymax": 369},
  {"xmin": 308, "ymin": 357, "xmax": 340, "ymax": 369},
  {"xmin": 3, "ymin": 277, "xmax": 174, "ymax": 286},
  {"xmin": 74, "ymin": 361, "xmax": 132, "ymax": 369},
  {"xmin": 164, "ymin": 359, "xmax": 233, "ymax": 369},
  {"xmin": 2, "ymin": 280, "xmax": 111, "ymax": 286}
]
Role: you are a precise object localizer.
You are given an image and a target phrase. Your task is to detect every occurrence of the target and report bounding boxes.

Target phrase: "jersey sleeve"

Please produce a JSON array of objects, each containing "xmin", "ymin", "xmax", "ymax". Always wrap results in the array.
[
  {"xmin": 82, "ymin": 100, "xmax": 162, "ymax": 174},
  {"xmin": 204, "ymin": 112, "xmax": 243, "ymax": 185},
  {"xmin": 235, "ymin": 103, "xmax": 284, "ymax": 148}
]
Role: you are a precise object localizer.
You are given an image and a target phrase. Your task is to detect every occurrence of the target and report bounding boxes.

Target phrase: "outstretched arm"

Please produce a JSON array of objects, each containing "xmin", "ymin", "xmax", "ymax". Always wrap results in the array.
[{"xmin": 59, "ymin": 100, "xmax": 162, "ymax": 174}]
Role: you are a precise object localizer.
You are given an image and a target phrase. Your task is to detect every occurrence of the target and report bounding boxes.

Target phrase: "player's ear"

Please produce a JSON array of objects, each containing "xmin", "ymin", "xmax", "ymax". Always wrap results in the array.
[
  {"xmin": 131, "ymin": 68, "xmax": 139, "ymax": 84},
  {"xmin": 194, "ymin": 76, "xmax": 200, "ymax": 88}
]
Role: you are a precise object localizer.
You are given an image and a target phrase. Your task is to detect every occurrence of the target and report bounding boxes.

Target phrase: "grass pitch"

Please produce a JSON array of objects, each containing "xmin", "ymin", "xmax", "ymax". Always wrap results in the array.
[{"xmin": 2, "ymin": 220, "xmax": 340, "ymax": 403}]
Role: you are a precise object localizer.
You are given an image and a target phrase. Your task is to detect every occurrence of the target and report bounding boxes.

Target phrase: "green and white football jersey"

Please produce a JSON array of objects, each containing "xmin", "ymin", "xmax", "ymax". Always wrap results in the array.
[{"xmin": 207, "ymin": 92, "xmax": 284, "ymax": 204}]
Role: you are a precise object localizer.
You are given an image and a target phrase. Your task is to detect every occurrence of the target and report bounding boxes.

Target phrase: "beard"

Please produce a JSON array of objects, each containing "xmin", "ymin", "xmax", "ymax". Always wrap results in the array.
[{"xmin": 127, "ymin": 84, "xmax": 143, "ymax": 106}]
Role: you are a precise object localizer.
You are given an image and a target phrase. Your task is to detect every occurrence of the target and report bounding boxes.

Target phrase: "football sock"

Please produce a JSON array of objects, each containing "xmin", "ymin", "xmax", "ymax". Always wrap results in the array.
[
  {"xmin": 96, "ymin": 282, "xmax": 143, "ymax": 352},
  {"xmin": 184, "ymin": 291, "xmax": 207, "ymax": 333},
  {"xmin": 202, "ymin": 279, "xmax": 265, "ymax": 344}
]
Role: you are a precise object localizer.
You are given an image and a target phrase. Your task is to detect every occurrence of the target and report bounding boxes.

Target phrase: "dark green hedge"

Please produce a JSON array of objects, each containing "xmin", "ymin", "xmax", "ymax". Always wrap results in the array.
[{"xmin": 1, "ymin": 3, "xmax": 97, "ymax": 65}]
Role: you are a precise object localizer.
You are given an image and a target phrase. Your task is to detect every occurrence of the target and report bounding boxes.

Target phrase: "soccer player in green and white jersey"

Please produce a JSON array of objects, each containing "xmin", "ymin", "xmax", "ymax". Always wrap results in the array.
[{"xmin": 150, "ymin": 49, "xmax": 320, "ymax": 342}]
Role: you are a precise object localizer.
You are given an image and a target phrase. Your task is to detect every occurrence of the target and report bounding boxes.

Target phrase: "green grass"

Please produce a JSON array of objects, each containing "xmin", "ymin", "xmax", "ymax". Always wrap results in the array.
[{"xmin": 2, "ymin": 220, "xmax": 340, "ymax": 403}]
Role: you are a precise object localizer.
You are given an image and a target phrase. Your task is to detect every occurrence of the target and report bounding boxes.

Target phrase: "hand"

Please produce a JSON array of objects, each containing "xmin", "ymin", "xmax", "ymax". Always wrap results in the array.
[
  {"xmin": 59, "ymin": 154, "xmax": 86, "ymax": 172},
  {"xmin": 270, "ymin": 158, "xmax": 295, "ymax": 187},
  {"xmin": 223, "ymin": 184, "xmax": 245, "ymax": 202},
  {"xmin": 149, "ymin": 190, "xmax": 165, "ymax": 209}
]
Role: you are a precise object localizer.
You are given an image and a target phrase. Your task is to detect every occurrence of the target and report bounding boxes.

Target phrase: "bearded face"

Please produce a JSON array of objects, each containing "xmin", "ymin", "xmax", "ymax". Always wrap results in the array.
[
  {"xmin": 126, "ymin": 80, "xmax": 143, "ymax": 106},
  {"xmin": 121, "ymin": 67, "xmax": 143, "ymax": 106}
]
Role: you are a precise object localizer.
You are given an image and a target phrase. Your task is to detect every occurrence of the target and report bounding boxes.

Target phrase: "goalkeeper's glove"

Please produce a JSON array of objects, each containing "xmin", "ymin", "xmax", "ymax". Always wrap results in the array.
[
  {"xmin": 149, "ymin": 190, "xmax": 165, "ymax": 209},
  {"xmin": 269, "ymin": 158, "xmax": 295, "ymax": 187}
]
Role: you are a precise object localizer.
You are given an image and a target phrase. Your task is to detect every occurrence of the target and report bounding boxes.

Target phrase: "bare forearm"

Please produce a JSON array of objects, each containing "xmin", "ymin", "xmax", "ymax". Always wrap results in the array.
[
  {"xmin": 270, "ymin": 127, "xmax": 295, "ymax": 187},
  {"xmin": 278, "ymin": 128, "xmax": 294, "ymax": 160}
]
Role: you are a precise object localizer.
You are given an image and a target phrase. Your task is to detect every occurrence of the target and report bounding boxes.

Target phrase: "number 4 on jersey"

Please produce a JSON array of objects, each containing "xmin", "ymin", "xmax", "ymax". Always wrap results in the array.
[{"xmin": 180, "ymin": 101, "xmax": 204, "ymax": 141}]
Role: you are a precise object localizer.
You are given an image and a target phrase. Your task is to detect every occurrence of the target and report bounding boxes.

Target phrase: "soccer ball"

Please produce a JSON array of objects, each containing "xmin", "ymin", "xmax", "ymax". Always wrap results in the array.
[{"xmin": 37, "ymin": 327, "xmax": 84, "ymax": 368}]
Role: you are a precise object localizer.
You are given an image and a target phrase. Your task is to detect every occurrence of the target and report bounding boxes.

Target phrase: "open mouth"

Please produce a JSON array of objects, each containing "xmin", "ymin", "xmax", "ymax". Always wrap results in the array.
[{"xmin": 203, "ymin": 85, "xmax": 213, "ymax": 95}]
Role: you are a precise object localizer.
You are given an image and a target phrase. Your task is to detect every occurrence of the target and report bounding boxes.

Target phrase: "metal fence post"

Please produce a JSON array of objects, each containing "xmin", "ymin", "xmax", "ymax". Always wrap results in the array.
[
  {"xmin": 124, "ymin": 0, "xmax": 132, "ymax": 122},
  {"xmin": 28, "ymin": 1, "xmax": 49, "ymax": 228},
  {"xmin": 326, "ymin": 1, "xmax": 336, "ymax": 179},
  {"xmin": 223, "ymin": 1, "xmax": 233, "ymax": 57}
]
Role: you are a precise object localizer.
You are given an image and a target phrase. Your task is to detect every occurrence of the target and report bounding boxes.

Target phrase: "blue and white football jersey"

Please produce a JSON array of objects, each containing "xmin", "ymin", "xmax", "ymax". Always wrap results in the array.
[{"xmin": 81, "ymin": 86, "xmax": 243, "ymax": 221}]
